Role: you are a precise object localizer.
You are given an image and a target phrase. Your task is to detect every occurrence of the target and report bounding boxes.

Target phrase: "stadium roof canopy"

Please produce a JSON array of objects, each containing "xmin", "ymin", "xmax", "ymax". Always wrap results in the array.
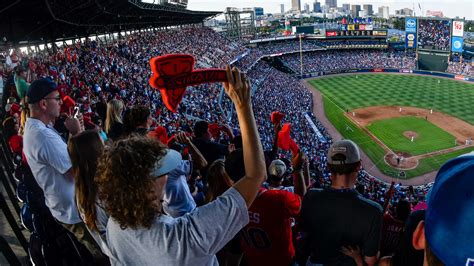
[{"xmin": 0, "ymin": 0, "xmax": 220, "ymax": 45}]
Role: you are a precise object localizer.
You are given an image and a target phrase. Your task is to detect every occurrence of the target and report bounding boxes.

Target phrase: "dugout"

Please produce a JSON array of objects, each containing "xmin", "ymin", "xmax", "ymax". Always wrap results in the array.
[{"xmin": 417, "ymin": 51, "xmax": 449, "ymax": 72}]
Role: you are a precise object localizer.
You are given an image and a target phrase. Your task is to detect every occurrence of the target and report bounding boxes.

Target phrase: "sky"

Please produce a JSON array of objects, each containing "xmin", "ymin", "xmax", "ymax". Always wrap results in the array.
[{"xmin": 186, "ymin": 0, "xmax": 473, "ymax": 20}]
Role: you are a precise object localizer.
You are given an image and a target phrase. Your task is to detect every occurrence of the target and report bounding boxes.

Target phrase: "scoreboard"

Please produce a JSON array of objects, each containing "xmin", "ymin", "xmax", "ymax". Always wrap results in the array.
[
  {"xmin": 325, "ymin": 29, "xmax": 387, "ymax": 38},
  {"xmin": 324, "ymin": 24, "xmax": 386, "ymax": 39}
]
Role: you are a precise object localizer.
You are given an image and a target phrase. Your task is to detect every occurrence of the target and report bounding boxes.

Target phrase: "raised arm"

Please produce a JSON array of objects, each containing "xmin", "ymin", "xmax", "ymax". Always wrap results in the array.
[
  {"xmin": 223, "ymin": 66, "xmax": 266, "ymax": 207},
  {"xmin": 176, "ymin": 132, "xmax": 208, "ymax": 170},
  {"xmin": 292, "ymin": 151, "xmax": 307, "ymax": 198}
]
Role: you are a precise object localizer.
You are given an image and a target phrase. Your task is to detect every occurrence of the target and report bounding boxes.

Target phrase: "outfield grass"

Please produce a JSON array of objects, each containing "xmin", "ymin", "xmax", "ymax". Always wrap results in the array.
[
  {"xmin": 313, "ymin": 74, "xmax": 474, "ymax": 178},
  {"xmin": 367, "ymin": 117, "xmax": 456, "ymax": 156},
  {"xmin": 310, "ymin": 74, "xmax": 474, "ymax": 125}
]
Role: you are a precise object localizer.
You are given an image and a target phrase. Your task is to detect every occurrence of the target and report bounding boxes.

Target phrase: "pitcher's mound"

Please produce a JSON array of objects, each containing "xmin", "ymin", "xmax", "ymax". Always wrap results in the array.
[{"xmin": 403, "ymin": 131, "xmax": 418, "ymax": 139}]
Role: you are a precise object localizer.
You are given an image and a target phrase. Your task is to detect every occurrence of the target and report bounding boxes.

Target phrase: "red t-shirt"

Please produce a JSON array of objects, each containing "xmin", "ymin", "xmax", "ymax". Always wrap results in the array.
[
  {"xmin": 8, "ymin": 135, "xmax": 23, "ymax": 154},
  {"xmin": 241, "ymin": 188, "xmax": 301, "ymax": 266},
  {"xmin": 381, "ymin": 213, "xmax": 405, "ymax": 256}
]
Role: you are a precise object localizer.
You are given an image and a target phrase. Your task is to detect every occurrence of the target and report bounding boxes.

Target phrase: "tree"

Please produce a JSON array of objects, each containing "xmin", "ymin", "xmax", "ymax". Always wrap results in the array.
[
  {"xmin": 392, "ymin": 17, "xmax": 405, "ymax": 30},
  {"xmin": 465, "ymin": 21, "xmax": 474, "ymax": 32}
]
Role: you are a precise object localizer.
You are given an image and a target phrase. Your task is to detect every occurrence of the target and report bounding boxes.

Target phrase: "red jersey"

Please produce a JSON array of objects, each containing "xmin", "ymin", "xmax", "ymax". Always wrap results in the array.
[{"xmin": 241, "ymin": 188, "xmax": 301, "ymax": 266}]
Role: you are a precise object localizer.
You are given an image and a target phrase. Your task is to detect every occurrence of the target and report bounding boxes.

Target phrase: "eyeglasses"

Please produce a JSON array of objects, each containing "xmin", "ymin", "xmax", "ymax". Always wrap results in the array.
[{"xmin": 43, "ymin": 96, "xmax": 62, "ymax": 102}]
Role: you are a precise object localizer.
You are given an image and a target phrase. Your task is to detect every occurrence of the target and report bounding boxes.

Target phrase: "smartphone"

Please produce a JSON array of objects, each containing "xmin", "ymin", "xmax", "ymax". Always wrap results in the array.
[{"xmin": 73, "ymin": 106, "xmax": 80, "ymax": 118}]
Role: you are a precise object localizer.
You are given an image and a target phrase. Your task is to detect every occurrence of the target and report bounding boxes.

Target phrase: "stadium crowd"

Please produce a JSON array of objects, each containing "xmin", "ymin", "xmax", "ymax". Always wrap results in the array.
[
  {"xmin": 418, "ymin": 20, "xmax": 451, "ymax": 51},
  {"xmin": 1, "ymin": 25, "xmax": 473, "ymax": 266},
  {"xmin": 447, "ymin": 60, "xmax": 474, "ymax": 77},
  {"xmin": 280, "ymin": 50, "xmax": 417, "ymax": 74}
]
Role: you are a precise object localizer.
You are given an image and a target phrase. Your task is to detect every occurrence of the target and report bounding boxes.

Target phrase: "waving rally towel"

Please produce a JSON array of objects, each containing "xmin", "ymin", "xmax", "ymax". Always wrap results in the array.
[
  {"xmin": 277, "ymin": 123, "xmax": 300, "ymax": 155},
  {"xmin": 149, "ymin": 54, "xmax": 228, "ymax": 112}
]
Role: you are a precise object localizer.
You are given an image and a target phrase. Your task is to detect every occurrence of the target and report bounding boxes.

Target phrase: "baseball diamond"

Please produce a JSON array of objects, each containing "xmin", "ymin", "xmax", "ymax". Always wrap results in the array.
[{"xmin": 309, "ymin": 73, "xmax": 474, "ymax": 179}]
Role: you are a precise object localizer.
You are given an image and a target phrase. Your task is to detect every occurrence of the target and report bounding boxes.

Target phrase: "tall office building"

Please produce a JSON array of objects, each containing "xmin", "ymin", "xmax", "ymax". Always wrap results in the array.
[
  {"xmin": 351, "ymin": 4, "xmax": 361, "ymax": 17},
  {"xmin": 313, "ymin": 1, "xmax": 322, "ymax": 12},
  {"xmin": 304, "ymin": 3, "xmax": 310, "ymax": 13},
  {"xmin": 325, "ymin": 0, "xmax": 337, "ymax": 8},
  {"xmin": 378, "ymin": 6, "xmax": 389, "ymax": 19},
  {"xmin": 292, "ymin": 0, "xmax": 301, "ymax": 12},
  {"xmin": 363, "ymin": 4, "xmax": 373, "ymax": 16},
  {"xmin": 280, "ymin": 4, "xmax": 285, "ymax": 14},
  {"xmin": 342, "ymin": 3, "xmax": 350, "ymax": 12}
]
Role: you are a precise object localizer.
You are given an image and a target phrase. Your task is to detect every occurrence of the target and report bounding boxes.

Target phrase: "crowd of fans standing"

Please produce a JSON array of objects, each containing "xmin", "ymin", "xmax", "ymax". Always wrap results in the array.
[{"xmin": 1, "ymin": 26, "xmax": 473, "ymax": 265}]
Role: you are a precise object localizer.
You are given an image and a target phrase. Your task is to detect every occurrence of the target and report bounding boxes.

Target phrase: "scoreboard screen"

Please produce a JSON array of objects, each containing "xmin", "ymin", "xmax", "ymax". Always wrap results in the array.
[
  {"xmin": 418, "ymin": 19, "xmax": 451, "ymax": 51},
  {"xmin": 337, "ymin": 30, "xmax": 373, "ymax": 36},
  {"xmin": 325, "ymin": 30, "xmax": 386, "ymax": 38}
]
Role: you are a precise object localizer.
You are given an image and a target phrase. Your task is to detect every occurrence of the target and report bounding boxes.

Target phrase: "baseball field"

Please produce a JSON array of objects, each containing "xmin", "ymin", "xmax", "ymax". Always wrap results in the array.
[{"xmin": 309, "ymin": 74, "xmax": 474, "ymax": 179}]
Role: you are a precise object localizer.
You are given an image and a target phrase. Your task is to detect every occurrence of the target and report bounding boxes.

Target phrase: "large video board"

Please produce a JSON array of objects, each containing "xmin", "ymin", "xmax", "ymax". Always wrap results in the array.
[{"xmin": 417, "ymin": 19, "xmax": 451, "ymax": 51}]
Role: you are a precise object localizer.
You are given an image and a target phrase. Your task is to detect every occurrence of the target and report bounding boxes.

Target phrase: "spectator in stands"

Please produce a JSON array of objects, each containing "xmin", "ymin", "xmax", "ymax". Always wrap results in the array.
[
  {"xmin": 104, "ymin": 99, "xmax": 124, "ymax": 141},
  {"xmin": 67, "ymin": 129, "xmax": 111, "ymax": 261},
  {"xmin": 300, "ymin": 140, "xmax": 383, "ymax": 266},
  {"xmin": 411, "ymin": 156, "xmax": 474, "ymax": 265},
  {"xmin": 379, "ymin": 210, "xmax": 425, "ymax": 266},
  {"xmin": 380, "ymin": 199, "xmax": 411, "ymax": 256},
  {"xmin": 229, "ymin": 150, "xmax": 306, "ymax": 266},
  {"xmin": 2, "ymin": 116, "xmax": 23, "ymax": 154},
  {"xmin": 162, "ymin": 132, "xmax": 207, "ymax": 218},
  {"xmin": 263, "ymin": 159, "xmax": 293, "ymax": 192},
  {"xmin": 123, "ymin": 105, "xmax": 152, "ymax": 136},
  {"xmin": 14, "ymin": 66, "xmax": 29, "ymax": 100},
  {"xmin": 205, "ymin": 159, "xmax": 234, "ymax": 204},
  {"xmin": 263, "ymin": 157, "xmax": 310, "ymax": 196},
  {"xmin": 95, "ymin": 66, "xmax": 266, "ymax": 265},
  {"xmin": 205, "ymin": 159, "xmax": 242, "ymax": 266},
  {"xmin": 22, "ymin": 78, "xmax": 103, "ymax": 259},
  {"xmin": 192, "ymin": 120, "xmax": 232, "ymax": 175}
]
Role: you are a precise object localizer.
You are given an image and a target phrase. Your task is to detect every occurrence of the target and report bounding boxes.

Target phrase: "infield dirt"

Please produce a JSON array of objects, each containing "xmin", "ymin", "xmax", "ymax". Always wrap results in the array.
[{"xmin": 348, "ymin": 106, "xmax": 474, "ymax": 144}]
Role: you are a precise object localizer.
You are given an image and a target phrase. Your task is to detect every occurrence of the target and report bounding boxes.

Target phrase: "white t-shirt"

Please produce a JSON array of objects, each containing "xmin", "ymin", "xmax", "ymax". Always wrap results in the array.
[
  {"xmin": 163, "ymin": 160, "xmax": 196, "ymax": 218},
  {"xmin": 23, "ymin": 118, "xmax": 81, "ymax": 224},
  {"xmin": 107, "ymin": 187, "xmax": 249, "ymax": 266}
]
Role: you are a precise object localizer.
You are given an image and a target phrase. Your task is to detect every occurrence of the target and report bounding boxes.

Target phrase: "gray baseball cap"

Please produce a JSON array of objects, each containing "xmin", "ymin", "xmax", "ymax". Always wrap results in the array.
[
  {"xmin": 268, "ymin": 159, "xmax": 287, "ymax": 178},
  {"xmin": 327, "ymin": 140, "xmax": 361, "ymax": 164}
]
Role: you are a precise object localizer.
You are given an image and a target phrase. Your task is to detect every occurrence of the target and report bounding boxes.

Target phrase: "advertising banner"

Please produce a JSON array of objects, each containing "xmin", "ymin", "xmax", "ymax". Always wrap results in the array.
[
  {"xmin": 348, "ymin": 24, "xmax": 355, "ymax": 31},
  {"xmin": 366, "ymin": 24, "xmax": 373, "ymax": 30},
  {"xmin": 359, "ymin": 24, "xmax": 366, "ymax": 30},
  {"xmin": 405, "ymin": 18, "xmax": 417, "ymax": 33},
  {"xmin": 326, "ymin": 31, "xmax": 337, "ymax": 37},
  {"xmin": 452, "ymin": 21, "xmax": 464, "ymax": 37},
  {"xmin": 406, "ymin": 32, "xmax": 417, "ymax": 48},
  {"xmin": 452, "ymin": 36, "xmax": 464, "ymax": 52},
  {"xmin": 373, "ymin": 30, "xmax": 387, "ymax": 36}
]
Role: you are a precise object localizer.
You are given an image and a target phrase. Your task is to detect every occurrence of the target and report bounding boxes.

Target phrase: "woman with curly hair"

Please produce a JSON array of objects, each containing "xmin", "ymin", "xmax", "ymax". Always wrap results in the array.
[
  {"xmin": 95, "ymin": 66, "xmax": 266, "ymax": 265},
  {"xmin": 67, "ymin": 130, "xmax": 112, "ymax": 260}
]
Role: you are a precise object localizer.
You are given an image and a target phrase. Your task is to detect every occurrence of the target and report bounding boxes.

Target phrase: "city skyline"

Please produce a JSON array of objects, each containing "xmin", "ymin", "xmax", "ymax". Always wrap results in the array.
[{"xmin": 187, "ymin": 0, "xmax": 473, "ymax": 19}]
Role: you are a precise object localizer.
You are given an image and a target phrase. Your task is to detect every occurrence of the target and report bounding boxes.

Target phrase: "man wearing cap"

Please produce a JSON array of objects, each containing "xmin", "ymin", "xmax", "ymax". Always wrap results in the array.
[
  {"xmin": 412, "ymin": 156, "xmax": 474, "ymax": 266},
  {"xmin": 232, "ymin": 151, "xmax": 307, "ymax": 266},
  {"xmin": 300, "ymin": 140, "xmax": 383, "ymax": 266},
  {"xmin": 23, "ymin": 78, "xmax": 102, "ymax": 258}
]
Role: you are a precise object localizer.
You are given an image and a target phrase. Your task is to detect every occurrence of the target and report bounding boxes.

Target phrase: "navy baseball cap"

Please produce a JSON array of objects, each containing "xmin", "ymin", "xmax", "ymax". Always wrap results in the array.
[
  {"xmin": 27, "ymin": 78, "xmax": 58, "ymax": 104},
  {"xmin": 425, "ymin": 155, "xmax": 474, "ymax": 265}
]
